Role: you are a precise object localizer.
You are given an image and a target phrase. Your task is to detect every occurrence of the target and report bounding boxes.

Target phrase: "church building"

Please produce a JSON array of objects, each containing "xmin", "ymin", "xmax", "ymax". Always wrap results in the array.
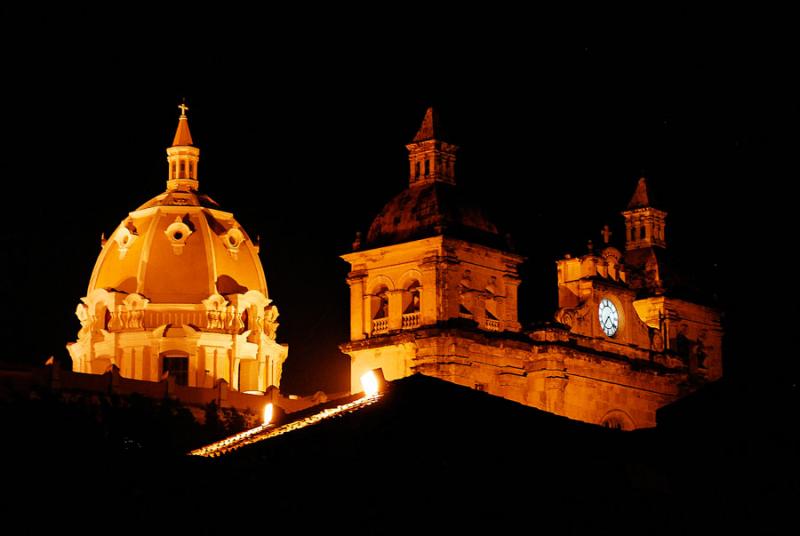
[
  {"xmin": 341, "ymin": 108, "xmax": 722, "ymax": 429},
  {"xmin": 67, "ymin": 105, "xmax": 287, "ymax": 394}
]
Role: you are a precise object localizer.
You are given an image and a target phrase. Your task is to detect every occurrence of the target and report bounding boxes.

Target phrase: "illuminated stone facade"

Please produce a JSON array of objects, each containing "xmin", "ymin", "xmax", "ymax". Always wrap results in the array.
[
  {"xmin": 68, "ymin": 106, "xmax": 287, "ymax": 393},
  {"xmin": 342, "ymin": 108, "xmax": 722, "ymax": 429}
]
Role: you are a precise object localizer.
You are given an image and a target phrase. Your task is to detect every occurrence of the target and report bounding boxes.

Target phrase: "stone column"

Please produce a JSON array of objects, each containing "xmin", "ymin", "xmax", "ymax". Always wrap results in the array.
[
  {"xmin": 216, "ymin": 350, "xmax": 229, "ymax": 384},
  {"xmin": 134, "ymin": 346, "xmax": 144, "ymax": 380},
  {"xmin": 347, "ymin": 270, "xmax": 367, "ymax": 341},
  {"xmin": 437, "ymin": 251, "xmax": 460, "ymax": 320},
  {"xmin": 232, "ymin": 357, "xmax": 240, "ymax": 391},
  {"xmin": 420, "ymin": 255, "xmax": 439, "ymax": 324},
  {"xmin": 503, "ymin": 275, "xmax": 522, "ymax": 332},
  {"xmin": 545, "ymin": 374, "xmax": 568, "ymax": 415},
  {"xmin": 196, "ymin": 347, "xmax": 207, "ymax": 388},
  {"xmin": 120, "ymin": 348, "xmax": 132, "ymax": 378},
  {"xmin": 150, "ymin": 343, "xmax": 160, "ymax": 381},
  {"xmin": 258, "ymin": 355, "xmax": 267, "ymax": 392},
  {"xmin": 473, "ymin": 293, "xmax": 487, "ymax": 328},
  {"xmin": 387, "ymin": 289, "xmax": 404, "ymax": 330},
  {"xmin": 188, "ymin": 348, "xmax": 198, "ymax": 388}
]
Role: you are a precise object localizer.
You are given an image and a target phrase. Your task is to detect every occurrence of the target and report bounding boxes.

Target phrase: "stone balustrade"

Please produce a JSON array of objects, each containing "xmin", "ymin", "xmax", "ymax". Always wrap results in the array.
[
  {"xmin": 372, "ymin": 317, "xmax": 389, "ymax": 335},
  {"xmin": 402, "ymin": 311, "xmax": 420, "ymax": 329}
]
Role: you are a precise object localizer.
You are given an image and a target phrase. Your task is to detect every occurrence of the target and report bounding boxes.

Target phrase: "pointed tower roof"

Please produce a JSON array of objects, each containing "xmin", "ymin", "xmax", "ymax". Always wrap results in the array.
[
  {"xmin": 172, "ymin": 102, "xmax": 194, "ymax": 146},
  {"xmin": 412, "ymin": 107, "xmax": 442, "ymax": 142},
  {"xmin": 627, "ymin": 177, "xmax": 656, "ymax": 209}
]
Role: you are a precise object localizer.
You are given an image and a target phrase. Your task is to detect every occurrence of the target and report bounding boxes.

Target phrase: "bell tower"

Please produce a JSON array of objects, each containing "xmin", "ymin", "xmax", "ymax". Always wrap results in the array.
[
  {"xmin": 341, "ymin": 108, "xmax": 524, "ymax": 393},
  {"xmin": 622, "ymin": 177, "xmax": 667, "ymax": 250},
  {"xmin": 406, "ymin": 107, "xmax": 458, "ymax": 186}
]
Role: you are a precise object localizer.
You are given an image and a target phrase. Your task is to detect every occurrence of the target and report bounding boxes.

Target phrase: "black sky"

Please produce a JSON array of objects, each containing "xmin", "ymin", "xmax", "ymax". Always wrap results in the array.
[{"xmin": 1, "ymin": 10, "xmax": 796, "ymax": 394}]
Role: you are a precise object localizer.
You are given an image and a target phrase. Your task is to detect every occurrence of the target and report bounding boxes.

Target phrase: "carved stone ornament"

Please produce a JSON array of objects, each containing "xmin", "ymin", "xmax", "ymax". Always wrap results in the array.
[
  {"xmin": 114, "ymin": 219, "xmax": 138, "ymax": 259},
  {"xmin": 164, "ymin": 216, "xmax": 193, "ymax": 255},
  {"xmin": 223, "ymin": 227, "xmax": 245, "ymax": 259}
]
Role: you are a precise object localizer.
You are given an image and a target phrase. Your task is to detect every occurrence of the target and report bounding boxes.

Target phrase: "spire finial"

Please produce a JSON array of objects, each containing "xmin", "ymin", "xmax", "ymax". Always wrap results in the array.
[
  {"xmin": 627, "ymin": 176, "xmax": 653, "ymax": 209},
  {"xmin": 171, "ymin": 99, "xmax": 194, "ymax": 147},
  {"xmin": 413, "ymin": 107, "xmax": 439, "ymax": 142},
  {"xmin": 167, "ymin": 101, "xmax": 200, "ymax": 190}
]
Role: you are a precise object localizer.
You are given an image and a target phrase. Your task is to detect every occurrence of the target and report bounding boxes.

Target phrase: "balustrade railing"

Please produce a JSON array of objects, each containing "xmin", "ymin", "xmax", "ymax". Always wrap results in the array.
[
  {"xmin": 402, "ymin": 311, "xmax": 420, "ymax": 329},
  {"xmin": 372, "ymin": 317, "xmax": 389, "ymax": 334}
]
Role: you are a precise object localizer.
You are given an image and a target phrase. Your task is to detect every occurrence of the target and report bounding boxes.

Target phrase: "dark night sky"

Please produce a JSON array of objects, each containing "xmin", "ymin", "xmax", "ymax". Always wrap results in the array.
[{"xmin": 1, "ymin": 10, "xmax": 796, "ymax": 394}]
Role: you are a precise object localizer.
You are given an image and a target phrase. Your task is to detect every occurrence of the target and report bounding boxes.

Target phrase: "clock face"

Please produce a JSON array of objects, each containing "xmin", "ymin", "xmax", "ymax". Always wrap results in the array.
[{"xmin": 598, "ymin": 298, "xmax": 619, "ymax": 337}]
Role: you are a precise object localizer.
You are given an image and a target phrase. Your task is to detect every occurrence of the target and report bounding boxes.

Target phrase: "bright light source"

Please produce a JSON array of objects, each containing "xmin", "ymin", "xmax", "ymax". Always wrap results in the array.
[
  {"xmin": 263, "ymin": 403, "xmax": 274, "ymax": 425},
  {"xmin": 360, "ymin": 370, "xmax": 379, "ymax": 397}
]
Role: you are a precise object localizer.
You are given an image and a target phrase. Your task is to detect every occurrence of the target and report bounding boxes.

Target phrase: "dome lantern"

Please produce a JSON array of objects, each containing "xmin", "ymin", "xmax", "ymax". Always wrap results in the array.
[{"xmin": 166, "ymin": 102, "xmax": 200, "ymax": 192}]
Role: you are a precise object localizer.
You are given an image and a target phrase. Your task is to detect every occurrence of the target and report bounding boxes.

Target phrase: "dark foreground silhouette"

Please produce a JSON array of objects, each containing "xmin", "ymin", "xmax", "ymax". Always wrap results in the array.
[{"xmin": 0, "ymin": 373, "xmax": 795, "ymax": 533}]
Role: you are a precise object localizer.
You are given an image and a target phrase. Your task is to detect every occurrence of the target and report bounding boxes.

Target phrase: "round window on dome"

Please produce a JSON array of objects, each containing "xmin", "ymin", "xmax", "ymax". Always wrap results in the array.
[
  {"xmin": 224, "ymin": 228, "xmax": 244, "ymax": 250},
  {"xmin": 164, "ymin": 218, "xmax": 193, "ymax": 251}
]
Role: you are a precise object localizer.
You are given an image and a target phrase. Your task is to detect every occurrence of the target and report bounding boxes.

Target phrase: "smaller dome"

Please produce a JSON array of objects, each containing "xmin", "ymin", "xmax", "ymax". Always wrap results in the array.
[{"xmin": 366, "ymin": 182, "xmax": 503, "ymax": 249}]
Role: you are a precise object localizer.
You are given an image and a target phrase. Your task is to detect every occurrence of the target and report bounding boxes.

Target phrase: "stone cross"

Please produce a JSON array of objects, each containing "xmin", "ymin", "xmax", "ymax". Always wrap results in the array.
[{"xmin": 601, "ymin": 224, "xmax": 612, "ymax": 244}]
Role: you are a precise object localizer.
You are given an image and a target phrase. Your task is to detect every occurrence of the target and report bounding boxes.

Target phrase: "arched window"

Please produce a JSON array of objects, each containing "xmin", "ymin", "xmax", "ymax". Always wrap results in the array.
[
  {"xmin": 424, "ymin": 159, "xmax": 430, "ymax": 176},
  {"xmin": 371, "ymin": 286, "xmax": 388, "ymax": 319},
  {"xmin": 600, "ymin": 410, "xmax": 634, "ymax": 431},
  {"xmin": 403, "ymin": 281, "xmax": 421, "ymax": 314},
  {"xmin": 640, "ymin": 226, "xmax": 646, "ymax": 240}
]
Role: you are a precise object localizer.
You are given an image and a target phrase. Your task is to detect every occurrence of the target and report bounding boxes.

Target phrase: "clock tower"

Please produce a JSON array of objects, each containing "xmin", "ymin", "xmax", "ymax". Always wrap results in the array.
[{"xmin": 553, "ymin": 177, "xmax": 723, "ymax": 421}]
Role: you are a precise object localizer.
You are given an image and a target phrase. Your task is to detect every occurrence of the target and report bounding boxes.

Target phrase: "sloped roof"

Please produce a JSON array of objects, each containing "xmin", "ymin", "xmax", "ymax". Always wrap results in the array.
[{"xmin": 183, "ymin": 374, "xmax": 732, "ymax": 530}]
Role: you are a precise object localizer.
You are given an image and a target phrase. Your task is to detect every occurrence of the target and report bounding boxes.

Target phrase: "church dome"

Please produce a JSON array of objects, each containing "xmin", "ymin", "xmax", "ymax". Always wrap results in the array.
[
  {"xmin": 365, "ymin": 181, "xmax": 501, "ymax": 249},
  {"xmin": 69, "ymin": 105, "xmax": 287, "ymax": 395},
  {"xmin": 363, "ymin": 107, "xmax": 504, "ymax": 250},
  {"xmin": 89, "ymin": 197, "xmax": 266, "ymax": 304},
  {"xmin": 88, "ymin": 114, "xmax": 265, "ymax": 303}
]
